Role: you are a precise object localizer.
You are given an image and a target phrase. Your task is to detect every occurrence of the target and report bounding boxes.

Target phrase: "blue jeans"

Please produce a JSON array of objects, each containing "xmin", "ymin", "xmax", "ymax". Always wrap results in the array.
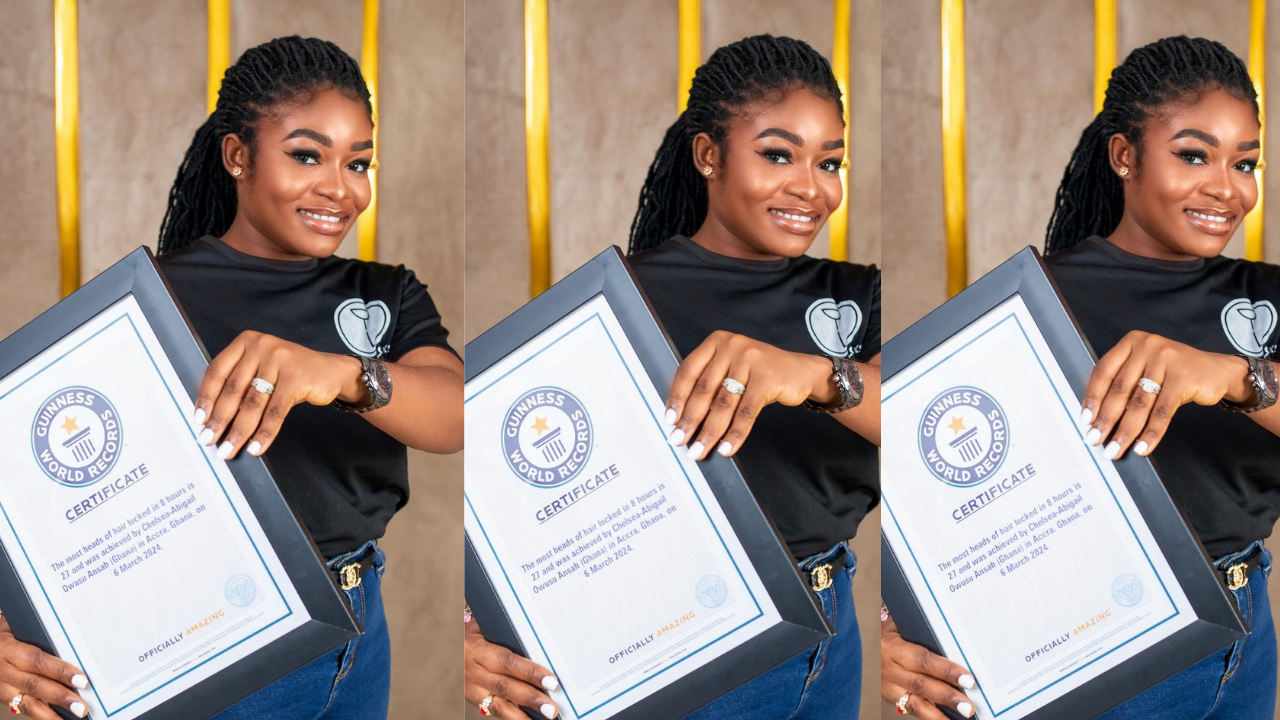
[
  {"xmin": 1098, "ymin": 542, "xmax": 1276, "ymax": 720},
  {"xmin": 683, "ymin": 542, "xmax": 862, "ymax": 720},
  {"xmin": 212, "ymin": 541, "xmax": 391, "ymax": 720}
]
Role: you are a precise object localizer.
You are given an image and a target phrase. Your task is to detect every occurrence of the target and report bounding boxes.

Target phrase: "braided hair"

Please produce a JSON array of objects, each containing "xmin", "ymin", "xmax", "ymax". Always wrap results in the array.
[
  {"xmin": 627, "ymin": 34, "xmax": 843, "ymax": 254},
  {"xmin": 158, "ymin": 36, "xmax": 372, "ymax": 254},
  {"xmin": 1044, "ymin": 36, "xmax": 1258, "ymax": 254}
]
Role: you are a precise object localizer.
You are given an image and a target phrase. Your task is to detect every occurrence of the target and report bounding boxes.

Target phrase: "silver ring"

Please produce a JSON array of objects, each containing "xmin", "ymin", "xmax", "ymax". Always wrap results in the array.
[
  {"xmin": 1137, "ymin": 377, "xmax": 1162, "ymax": 395},
  {"xmin": 721, "ymin": 377, "xmax": 745, "ymax": 395},
  {"xmin": 251, "ymin": 377, "xmax": 275, "ymax": 395}
]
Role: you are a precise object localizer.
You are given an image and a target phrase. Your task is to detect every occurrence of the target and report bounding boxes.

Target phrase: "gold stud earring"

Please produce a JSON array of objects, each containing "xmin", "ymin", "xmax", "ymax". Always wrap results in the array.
[
  {"xmin": 701, "ymin": 166, "xmax": 713, "ymax": 177},
  {"xmin": 1118, "ymin": 166, "xmax": 1130, "ymax": 178},
  {"xmin": 231, "ymin": 166, "xmax": 243, "ymax": 178}
]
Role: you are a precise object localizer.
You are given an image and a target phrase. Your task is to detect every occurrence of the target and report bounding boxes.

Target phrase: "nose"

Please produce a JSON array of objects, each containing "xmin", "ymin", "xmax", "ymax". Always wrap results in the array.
[
  {"xmin": 314, "ymin": 162, "xmax": 350, "ymax": 204},
  {"xmin": 1202, "ymin": 161, "xmax": 1239, "ymax": 205},
  {"xmin": 785, "ymin": 164, "xmax": 820, "ymax": 203}
]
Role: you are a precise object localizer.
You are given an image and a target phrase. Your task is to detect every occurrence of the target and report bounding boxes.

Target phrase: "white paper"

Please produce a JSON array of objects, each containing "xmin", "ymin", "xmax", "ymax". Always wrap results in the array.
[
  {"xmin": 882, "ymin": 295, "xmax": 1194, "ymax": 719},
  {"xmin": 0, "ymin": 296, "xmax": 309, "ymax": 718},
  {"xmin": 464, "ymin": 294, "xmax": 781, "ymax": 720}
]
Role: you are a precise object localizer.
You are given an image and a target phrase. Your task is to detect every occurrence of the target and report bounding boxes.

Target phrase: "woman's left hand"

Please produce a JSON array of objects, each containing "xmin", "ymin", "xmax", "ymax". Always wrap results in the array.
[
  {"xmin": 193, "ymin": 330, "xmax": 368, "ymax": 460},
  {"xmin": 663, "ymin": 331, "xmax": 850, "ymax": 460},
  {"xmin": 1081, "ymin": 330, "xmax": 1257, "ymax": 459}
]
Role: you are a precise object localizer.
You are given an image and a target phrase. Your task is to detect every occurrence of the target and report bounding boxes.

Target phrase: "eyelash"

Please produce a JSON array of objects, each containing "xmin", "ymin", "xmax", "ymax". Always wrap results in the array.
[
  {"xmin": 289, "ymin": 150, "xmax": 375, "ymax": 174},
  {"xmin": 1175, "ymin": 149, "xmax": 1261, "ymax": 174},
  {"xmin": 758, "ymin": 149, "xmax": 845, "ymax": 173}
]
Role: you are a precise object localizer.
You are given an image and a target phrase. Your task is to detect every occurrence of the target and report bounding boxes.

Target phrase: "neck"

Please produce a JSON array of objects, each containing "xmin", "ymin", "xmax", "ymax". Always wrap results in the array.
[
  {"xmin": 219, "ymin": 213, "xmax": 308, "ymax": 261},
  {"xmin": 1104, "ymin": 213, "xmax": 1200, "ymax": 262},
  {"xmin": 689, "ymin": 212, "xmax": 783, "ymax": 262}
]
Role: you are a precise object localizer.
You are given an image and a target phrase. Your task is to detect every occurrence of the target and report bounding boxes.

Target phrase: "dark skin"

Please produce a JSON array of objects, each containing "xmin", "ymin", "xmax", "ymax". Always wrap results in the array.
[
  {"xmin": 1, "ymin": 89, "xmax": 463, "ymax": 720},
  {"xmin": 465, "ymin": 88, "xmax": 881, "ymax": 719},
  {"xmin": 881, "ymin": 89, "xmax": 1280, "ymax": 720}
]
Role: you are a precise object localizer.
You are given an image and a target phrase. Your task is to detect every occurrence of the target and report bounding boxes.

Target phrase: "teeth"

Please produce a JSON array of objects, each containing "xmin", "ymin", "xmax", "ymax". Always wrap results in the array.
[
  {"xmin": 301, "ymin": 210, "xmax": 342, "ymax": 223},
  {"xmin": 1188, "ymin": 210, "xmax": 1228, "ymax": 223},
  {"xmin": 771, "ymin": 210, "xmax": 814, "ymax": 222}
]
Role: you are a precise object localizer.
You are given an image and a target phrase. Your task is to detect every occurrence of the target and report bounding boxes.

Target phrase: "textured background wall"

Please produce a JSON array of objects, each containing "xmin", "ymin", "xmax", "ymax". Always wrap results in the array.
[
  {"xmin": 0, "ymin": 3, "xmax": 462, "ymax": 718},
  {"xmin": 463, "ymin": 1, "xmax": 882, "ymax": 718}
]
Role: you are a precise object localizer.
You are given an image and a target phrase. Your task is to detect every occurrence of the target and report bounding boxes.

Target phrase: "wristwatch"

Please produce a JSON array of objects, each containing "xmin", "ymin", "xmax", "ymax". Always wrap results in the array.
[
  {"xmin": 805, "ymin": 356, "xmax": 864, "ymax": 414},
  {"xmin": 332, "ymin": 355, "xmax": 393, "ymax": 414},
  {"xmin": 1221, "ymin": 354, "xmax": 1278, "ymax": 414}
]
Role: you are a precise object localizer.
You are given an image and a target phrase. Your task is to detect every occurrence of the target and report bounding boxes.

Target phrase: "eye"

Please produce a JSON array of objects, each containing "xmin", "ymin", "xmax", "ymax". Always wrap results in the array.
[
  {"xmin": 818, "ymin": 158, "xmax": 845, "ymax": 174},
  {"xmin": 1235, "ymin": 158, "xmax": 1260, "ymax": 174},
  {"xmin": 1175, "ymin": 149, "xmax": 1208, "ymax": 165},
  {"xmin": 759, "ymin": 148, "xmax": 792, "ymax": 165},
  {"xmin": 290, "ymin": 149, "xmax": 321, "ymax": 165},
  {"xmin": 348, "ymin": 159, "xmax": 373, "ymax": 174}
]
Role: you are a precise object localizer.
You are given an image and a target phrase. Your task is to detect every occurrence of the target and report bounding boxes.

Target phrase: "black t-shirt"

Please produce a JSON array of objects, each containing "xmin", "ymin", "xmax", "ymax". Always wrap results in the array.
[
  {"xmin": 629, "ymin": 236, "xmax": 881, "ymax": 560},
  {"xmin": 158, "ymin": 237, "xmax": 456, "ymax": 557},
  {"xmin": 1045, "ymin": 236, "xmax": 1280, "ymax": 557}
]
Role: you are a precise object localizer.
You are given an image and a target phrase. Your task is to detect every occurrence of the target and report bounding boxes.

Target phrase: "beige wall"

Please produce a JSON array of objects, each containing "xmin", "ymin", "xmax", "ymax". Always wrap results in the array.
[{"xmin": 0, "ymin": 3, "xmax": 462, "ymax": 718}]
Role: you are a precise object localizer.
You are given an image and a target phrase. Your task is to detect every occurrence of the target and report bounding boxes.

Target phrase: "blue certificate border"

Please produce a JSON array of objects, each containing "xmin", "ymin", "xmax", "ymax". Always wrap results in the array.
[
  {"xmin": 0, "ymin": 303, "xmax": 294, "ymax": 717},
  {"xmin": 882, "ymin": 309, "xmax": 1180, "ymax": 717},
  {"xmin": 465, "ymin": 308, "xmax": 767, "ymax": 718}
]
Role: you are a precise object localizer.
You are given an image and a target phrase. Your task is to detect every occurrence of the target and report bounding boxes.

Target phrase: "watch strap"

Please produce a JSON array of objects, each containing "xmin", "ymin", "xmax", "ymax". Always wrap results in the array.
[
  {"xmin": 805, "ymin": 357, "xmax": 863, "ymax": 414},
  {"xmin": 1221, "ymin": 354, "xmax": 1278, "ymax": 414},
  {"xmin": 332, "ymin": 355, "xmax": 393, "ymax": 414}
]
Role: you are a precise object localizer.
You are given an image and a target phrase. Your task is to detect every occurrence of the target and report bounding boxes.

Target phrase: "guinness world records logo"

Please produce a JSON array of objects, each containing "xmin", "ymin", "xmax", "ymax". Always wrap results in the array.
[
  {"xmin": 502, "ymin": 387, "xmax": 593, "ymax": 488},
  {"xmin": 918, "ymin": 386, "xmax": 1009, "ymax": 487},
  {"xmin": 31, "ymin": 386, "xmax": 123, "ymax": 487}
]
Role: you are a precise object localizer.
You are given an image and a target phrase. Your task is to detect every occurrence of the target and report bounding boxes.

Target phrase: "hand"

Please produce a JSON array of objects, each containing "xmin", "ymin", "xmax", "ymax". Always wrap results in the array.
[
  {"xmin": 0, "ymin": 617, "xmax": 90, "ymax": 719},
  {"xmin": 881, "ymin": 608, "xmax": 975, "ymax": 718},
  {"xmin": 663, "ymin": 331, "xmax": 839, "ymax": 460},
  {"xmin": 193, "ymin": 331, "xmax": 367, "ymax": 460},
  {"xmin": 1080, "ymin": 330, "xmax": 1254, "ymax": 459},
  {"xmin": 464, "ymin": 618, "xmax": 560, "ymax": 719}
]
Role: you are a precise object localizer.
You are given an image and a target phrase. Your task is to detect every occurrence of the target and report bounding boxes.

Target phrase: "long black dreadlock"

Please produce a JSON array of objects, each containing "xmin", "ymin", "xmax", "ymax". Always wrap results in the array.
[
  {"xmin": 157, "ymin": 36, "xmax": 372, "ymax": 255},
  {"xmin": 627, "ymin": 35, "xmax": 843, "ymax": 255},
  {"xmin": 1045, "ymin": 36, "xmax": 1258, "ymax": 255}
]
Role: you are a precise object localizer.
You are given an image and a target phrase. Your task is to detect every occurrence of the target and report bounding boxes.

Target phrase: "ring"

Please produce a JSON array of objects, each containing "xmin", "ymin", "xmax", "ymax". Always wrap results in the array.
[
  {"xmin": 1137, "ymin": 377, "xmax": 1162, "ymax": 395},
  {"xmin": 721, "ymin": 377, "xmax": 746, "ymax": 395},
  {"xmin": 251, "ymin": 377, "xmax": 275, "ymax": 395},
  {"xmin": 478, "ymin": 692, "xmax": 496, "ymax": 716},
  {"xmin": 895, "ymin": 691, "xmax": 912, "ymax": 715},
  {"xmin": 8, "ymin": 693, "xmax": 23, "ymax": 715},
  {"xmin": 881, "ymin": 604, "xmax": 890, "ymax": 623}
]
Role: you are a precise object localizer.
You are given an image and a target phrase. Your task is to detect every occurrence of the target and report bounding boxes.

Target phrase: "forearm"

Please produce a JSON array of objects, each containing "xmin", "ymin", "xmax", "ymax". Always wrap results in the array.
[
  {"xmin": 334, "ymin": 347, "xmax": 464, "ymax": 453},
  {"xmin": 802, "ymin": 352, "xmax": 881, "ymax": 446}
]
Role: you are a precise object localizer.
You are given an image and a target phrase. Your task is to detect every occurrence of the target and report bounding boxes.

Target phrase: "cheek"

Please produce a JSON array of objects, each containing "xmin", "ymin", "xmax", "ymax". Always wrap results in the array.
[
  {"xmin": 821, "ymin": 173, "xmax": 843, "ymax": 208},
  {"xmin": 1239, "ymin": 173, "xmax": 1261, "ymax": 211}
]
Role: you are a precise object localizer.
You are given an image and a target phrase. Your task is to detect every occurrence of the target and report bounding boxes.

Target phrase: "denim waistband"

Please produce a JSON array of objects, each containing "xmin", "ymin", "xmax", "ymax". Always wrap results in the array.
[
  {"xmin": 797, "ymin": 540, "xmax": 853, "ymax": 572},
  {"xmin": 327, "ymin": 539, "xmax": 379, "ymax": 570},
  {"xmin": 1213, "ymin": 539, "xmax": 1268, "ymax": 571}
]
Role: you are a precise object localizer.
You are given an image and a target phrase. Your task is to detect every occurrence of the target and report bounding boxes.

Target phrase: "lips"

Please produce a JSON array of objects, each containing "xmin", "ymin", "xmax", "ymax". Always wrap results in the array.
[
  {"xmin": 297, "ymin": 208, "xmax": 348, "ymax": 236},
  {"xmin": 1183, "ymin": 207, "xmax": 1235, "ymax": 236},
  {"xmin": 768, "ymin": 207, "xmax": 820, "ymax": 235}
]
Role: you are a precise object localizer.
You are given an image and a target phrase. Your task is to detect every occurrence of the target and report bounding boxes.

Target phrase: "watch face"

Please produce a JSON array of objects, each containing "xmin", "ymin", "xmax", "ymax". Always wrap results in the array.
[{"xmin": 370, "ymin": 360, "xmax": 393, "ymax": 397}]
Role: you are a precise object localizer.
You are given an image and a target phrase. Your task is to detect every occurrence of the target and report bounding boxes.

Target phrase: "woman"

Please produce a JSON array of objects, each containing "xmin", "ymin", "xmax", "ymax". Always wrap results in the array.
[
  {"xmin": 0, "ymin": 36, "xmax": 463, "ymax": 720},
  {"xmin": 464, "ymin": 35, "xmax": 880, "ymax": 720},
  {"xmin": 882, "ymin": 36, "xmax": 1280, "ymax": 720}
]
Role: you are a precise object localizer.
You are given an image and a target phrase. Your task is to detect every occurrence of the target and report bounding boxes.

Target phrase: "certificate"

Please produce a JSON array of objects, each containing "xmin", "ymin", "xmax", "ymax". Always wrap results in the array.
[
  {"xmin": 0, "ymin": 249, "xmax": 358, "ymax": 719},
  {"xmin": 881, "ymin": 248, "xmax": 1246, "ymax": 720},
  {"xmin": 464, "ymin": 248, "xmax": 830, "ymax": 720}
]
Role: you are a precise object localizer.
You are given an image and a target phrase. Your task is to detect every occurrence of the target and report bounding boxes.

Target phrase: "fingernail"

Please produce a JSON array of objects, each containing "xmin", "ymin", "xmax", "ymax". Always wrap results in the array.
[
  {"xmin": 216, "ymin": 441, "xmax": 234, "ymax": 460},
  {"xmin": 686, "ymin": 441, "xmax": 704, "ymax": 460},
  {"xmin": 193, "ymin": 406, "xmax": 206, "ymax": 425},
  {"xmin": 958, "ymin": 701, "xmax": 974, "ymax": 718},
  {"xmin": 71, "ymin": 701, "xmax": 86, "ymax": 718},
  {"xmin": 717, "ymin": 441, "xmax": 733, "ymax": 456},
  {"xmin": 1104, "ymin": 441, "xmax": 1121, "ymax": 460},
  {"xmin": 71, "ymin": 674, "xmax": 89, "ymax": 689},
  {"xmin": 540, "ymin": 703, "xmax": 558, "ymax": 719},
  {"xmin": 1079, "ymin": 407, "xmax": 1092, "ymax": 425},
  {"xmin": 1134, "ymin": 440, "xmax": 1149, "ymax": 456},
  {"xmin": 198, "ymin": 427, "xmax": 215, "ymax": 446},
  {"xmin": 247, "ymin": 441, "xmax": 262, "ymax": 457},
  {"xmin": 1084, "ymin": 427, "xmax": 1101, "ymax": 446},
  {"xmin": 541, "ymin": 675, "xmax": 559, "ymax": 691},
  {"xmin": 663, "ymin": 407, "xmax": 677, "ymax": 425},
  {"xmin": 958, "ymin": 673, "xmax": 975, "ymax": 689},
  {"xmin": 667, "ymin": 428, "xmax": 685, "ymax": 446}
]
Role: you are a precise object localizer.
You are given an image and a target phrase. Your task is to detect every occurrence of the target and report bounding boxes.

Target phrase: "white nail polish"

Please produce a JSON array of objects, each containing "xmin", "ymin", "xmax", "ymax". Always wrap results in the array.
[
  {"xmin": 193, "ymin": 407, "xmax": 206, "ymax": 425},
  {"xmin": 663, "ymin": 407, "xmax": 677, "ymax": 425},
  {"xmin": 958, "ymin": 674, "xmax": 975, "ymax": 690},
  {"xmin": 686, "ymin": 441, "xmax": 704, "ymax": 460},
  {"xmin": 1079, "ymin": 407, "xmax": 1092, "ymax": 425},
  {"xmin": 958, "ymin": 701, "xmax": 974, "ymax": 718},
  {"xmin": 541, "ymin": 675, "xmax": 559, "ymax": 691},
  {"xmin": 1084, "ymin": 428, "xmax": 1101, "ymax": 446},
  {"xmin": 717, "ymin": 441, "xmax": 733, "ymax": 456},
  {"xmin": 1104, "ymin": 441, "xmax": 1121, "ymax": 460},
  {"xmin": 198, "ymin": 427, "xmax": 215, "ymax": 446},
  {"xmin": 71, "ymin": 701, "xmax": 86, "ymax": 718},
  {"xmin": 71, "ymin": 674, "xmax": 89, "ymax": 689},
  {"xmin": 540, "ymin": 703, "xmax": 558, "ymax": 719},
  {"xmin": 247, "ymin": 441, "xmax": 262, "ymax": 457},
  {"xmin": 667, "ymin": 428, "xmax": 685, "ymax": 446},
  {"xmin": 216, "ymin": 441, "xmax": 234, "ymax": 460},
  {"xmin": 1134, "ymin": 440, "xmax": 1149, "ymax": 456}
]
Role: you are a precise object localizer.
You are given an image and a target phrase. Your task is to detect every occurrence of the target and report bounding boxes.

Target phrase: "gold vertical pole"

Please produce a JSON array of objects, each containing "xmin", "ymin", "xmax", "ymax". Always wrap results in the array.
[
  {"xmin": 678, "ymin": 0, "xmax": 700, "ymax": 113},
  {"xmin": 54, "ymin": 0, "xmax": 80, "ymax": 297},
  {"xmin": 358, "ymin": 0, "xmax": 380, "ymax": 262},
  {"xmin": 1246, "ymin": 0, "xmax": 1266, "ymax": 261},
  {"xmin": 829, "ymin": 0, "xmax": 851, "ymax": 262},
  {"xmin": 526, "ymin": 0, "xmax": 551, "ymax": 296},
  {"xmin": 207, "ymin": 0, "xmax": 230, "ymax": 115},
  {"xmin": 941, "ymin": 0, "xmax": 967, "ymax": 296},
  {"xmin": 1094, "ymin": 0, "xmax": 1116, "ymax": 114}
]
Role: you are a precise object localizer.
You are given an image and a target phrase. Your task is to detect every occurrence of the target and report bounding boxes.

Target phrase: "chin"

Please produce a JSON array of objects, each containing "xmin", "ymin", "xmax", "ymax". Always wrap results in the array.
[
  {"xmin": 759, "ymin": 232, "xmax": 818, "ymax": 258},
  {"xmin": 1176, "ymin": 233, "xmax": 1233, "ymax": 259},
  {"xmin": 287, "ymin": 233, "xmax": 347, "ymax": 259}
]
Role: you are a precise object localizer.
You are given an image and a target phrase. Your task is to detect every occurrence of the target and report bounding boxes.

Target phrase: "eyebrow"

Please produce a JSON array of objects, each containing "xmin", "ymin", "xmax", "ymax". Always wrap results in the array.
[
  {"xmin": 284, "ymin": 128, "xmax": 374, "ymax": 152},
  {"xmin": 755, "ymin": 127, "xmax": 846, "ymax": 151},
  {"xmin": 1169, "ymin": 128, "xmax": 1261, "ymax": 152}
]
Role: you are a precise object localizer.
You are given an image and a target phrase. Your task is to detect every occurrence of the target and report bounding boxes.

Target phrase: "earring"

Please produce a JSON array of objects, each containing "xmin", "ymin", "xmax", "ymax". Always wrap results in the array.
[
  {"xmin": 1118, "ymin": 166, "xmax": 1130, "ymax": 178},
  {"xmin": 701, "ymin": 166, "xmax": 713, "ymax": 177},
  {"xmin": 231, "ymin": 166, "xmax": 243, "ymax": 178}
]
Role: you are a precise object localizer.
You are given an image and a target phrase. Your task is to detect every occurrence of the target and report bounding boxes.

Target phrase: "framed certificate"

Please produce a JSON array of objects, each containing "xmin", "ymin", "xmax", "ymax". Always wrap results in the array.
[
  {"xmin": 464, "ymin": 247, "xmax": 831, "ymax": 720},
  {"xmin": 880, "ymin": 247, "xmax": 1246, "ymax": 720},
  {"xmin": 0, "ymin": 248, "xmax": 359, "ymax": 719}
]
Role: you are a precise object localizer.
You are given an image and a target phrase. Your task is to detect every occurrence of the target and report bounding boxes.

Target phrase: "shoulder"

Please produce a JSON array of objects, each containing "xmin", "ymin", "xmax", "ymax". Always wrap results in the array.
[
  {"xmin": 790, "ymin": 255, "xmax": 880, "ymax": 294},
  {"xmin": 1206, "ymin": 255, "xmax": 1280, "ymax": 296}
]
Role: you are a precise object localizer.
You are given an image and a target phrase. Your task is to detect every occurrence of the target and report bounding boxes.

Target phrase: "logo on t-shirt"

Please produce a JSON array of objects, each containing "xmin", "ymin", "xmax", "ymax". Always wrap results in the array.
[
  {"xmin": 1220, "ymin": 298, "xmax": 1277, "ymax": 357},
  {"xmin": 31, "ymin": 387, "xmax": 122, "ymax": 487},
  {"xmin": 334, "ymin": 298, "xmax": 391, "ymax": 358},
  {"xmin": 918, "ymin": 387, "xmax": 1009, "ymax": 487},
  {"xmin": 805, "ymin": 298, "xmax": 862, "ymax": 358},
  {"xmin": 502, "ymin": 387, "xmax": 593, "ymax": 488}
]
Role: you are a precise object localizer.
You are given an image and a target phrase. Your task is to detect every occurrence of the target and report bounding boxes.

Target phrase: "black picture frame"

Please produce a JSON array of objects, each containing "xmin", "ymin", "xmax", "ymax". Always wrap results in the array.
[
  {"xmin": 0, "ymin": 248, "xmax": 359, "ymax": 720},
  {"xmin": 464, "ymin": 246, "xmax": 832, "ymax": 720},
  {"xmin": 880, "ymin": 247, "xmax": 1246, "ymax": 720}
]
